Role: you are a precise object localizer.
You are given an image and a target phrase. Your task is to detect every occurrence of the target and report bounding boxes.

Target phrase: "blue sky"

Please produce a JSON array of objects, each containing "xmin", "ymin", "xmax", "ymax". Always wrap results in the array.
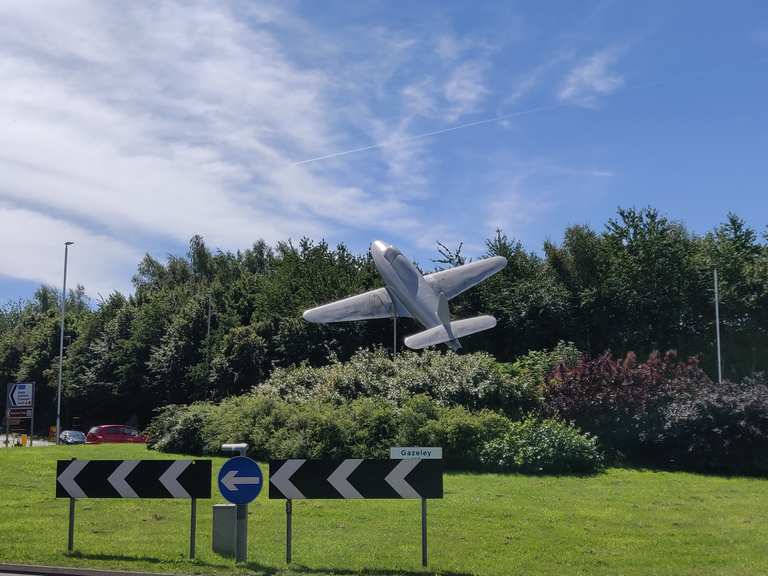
[{"xmin": 1, "ymin": 1, "xmax": 766, "ymax": 302}]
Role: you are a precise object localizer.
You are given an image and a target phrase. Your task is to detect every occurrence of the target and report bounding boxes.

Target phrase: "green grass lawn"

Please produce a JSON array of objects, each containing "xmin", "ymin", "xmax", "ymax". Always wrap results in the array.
[{"xmin": 2, "ymin": 444, "xmax": 768, "ymax": 576}]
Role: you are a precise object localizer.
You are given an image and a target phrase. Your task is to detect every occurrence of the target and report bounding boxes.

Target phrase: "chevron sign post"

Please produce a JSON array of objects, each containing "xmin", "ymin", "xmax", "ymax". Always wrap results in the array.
[
  {"xmin": 269, "ymin": 459, "xmax": 443, "ymax": 566},
  {"xmin": 56, "ymin": 459, "xmax": 211, "ymax": 557}
]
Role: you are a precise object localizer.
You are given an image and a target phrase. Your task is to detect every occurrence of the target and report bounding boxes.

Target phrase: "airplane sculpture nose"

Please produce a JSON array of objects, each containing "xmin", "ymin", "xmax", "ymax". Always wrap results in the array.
[{"xmin": 372, "ymin": 240, "xmax": 389, "ymax": 254}]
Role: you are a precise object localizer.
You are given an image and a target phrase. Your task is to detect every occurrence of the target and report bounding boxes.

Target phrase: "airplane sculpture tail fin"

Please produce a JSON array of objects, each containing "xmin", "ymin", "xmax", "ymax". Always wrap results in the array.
[{"xmin": 404, "ymin": 315, "xmax": 497, "ymax": 350}]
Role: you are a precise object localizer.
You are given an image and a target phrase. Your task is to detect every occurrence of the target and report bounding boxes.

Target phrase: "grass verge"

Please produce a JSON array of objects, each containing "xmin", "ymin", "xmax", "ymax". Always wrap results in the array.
[{"xmin": 1, "ymin": 444, "xmax": 767, "ymax": 575}]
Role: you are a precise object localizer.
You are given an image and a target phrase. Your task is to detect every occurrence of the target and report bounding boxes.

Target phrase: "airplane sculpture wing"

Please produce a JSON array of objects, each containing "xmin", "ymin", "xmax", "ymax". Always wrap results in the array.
[
  {"xmin": 303, "ymin": 287, "xmax": 411, "ymax": 323},
  {"xmin": 404, "ymin": 315, "xmax": 497, "ymax": 349},
  {"xmin": 424, "ymin": 256, "xmax": 507, "ymax": 300}
]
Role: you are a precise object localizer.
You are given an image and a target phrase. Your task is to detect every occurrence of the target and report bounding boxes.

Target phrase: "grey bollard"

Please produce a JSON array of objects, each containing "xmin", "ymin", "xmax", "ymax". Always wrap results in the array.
[{"xmin": 212, "ymin": 504, "xmax": 237, "ymax": 556}]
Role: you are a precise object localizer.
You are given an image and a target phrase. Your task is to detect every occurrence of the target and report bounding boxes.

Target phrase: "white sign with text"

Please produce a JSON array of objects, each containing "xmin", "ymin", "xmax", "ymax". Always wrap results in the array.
[
  {"xmin": 390, "ymin": 447, "xmax": 442, "ymax": 460},
  {"xmin": 9, "ymin": 382, "xmax": 34, "ymax": 408}
]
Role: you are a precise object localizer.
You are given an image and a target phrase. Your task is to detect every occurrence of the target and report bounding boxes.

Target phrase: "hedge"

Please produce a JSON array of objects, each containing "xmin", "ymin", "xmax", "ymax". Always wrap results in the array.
[
  {"xmin": 145, "ymin": 392, "xmax": 602, "ymax": 473},
  {"xmin": 258, "ymin": 347, "xmax": 538, "ymax": 418},
  {"xmin": 544, "ymin": 352, "xmax": 768, "ymax": 474},
  {"xmin": 147, "ymin": 345, "xmax": 768, "ymax": 475},
  {"xmin": 481, "ymin": 417, "xmax": 603, "ymax": 473},
  {"xmin": 659, "ymin": 373, "xmax": 768, "ymax": 474}
]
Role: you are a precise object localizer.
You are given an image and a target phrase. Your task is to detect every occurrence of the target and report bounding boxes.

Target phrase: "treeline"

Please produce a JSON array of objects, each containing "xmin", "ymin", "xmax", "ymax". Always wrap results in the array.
[{"xmin": 0, "ymin": 207, "xmax": 766, "ymax": 430}]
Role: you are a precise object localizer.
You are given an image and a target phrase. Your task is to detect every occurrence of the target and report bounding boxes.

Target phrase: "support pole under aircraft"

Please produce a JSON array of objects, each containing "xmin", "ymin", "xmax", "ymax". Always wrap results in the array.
[{"xmin": 393, "ymin": 311, "xmax": 397, "ymax": 357}]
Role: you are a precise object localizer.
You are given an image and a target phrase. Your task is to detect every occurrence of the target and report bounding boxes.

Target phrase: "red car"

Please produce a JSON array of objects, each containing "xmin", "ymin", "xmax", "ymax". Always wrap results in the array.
[{"xmin": 86, "ymin": 425, "xmax": 147, "ymax": 444}]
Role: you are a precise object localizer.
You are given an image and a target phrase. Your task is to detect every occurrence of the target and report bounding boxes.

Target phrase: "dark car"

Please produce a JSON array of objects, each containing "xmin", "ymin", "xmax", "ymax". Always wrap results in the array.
[
  {"xmin": 59, "ymin": 430, "xmax": 86, "ymax": 444},
  {"xmin": 86, "ymin": 425, "xmax": 147, "ymax": 444}
]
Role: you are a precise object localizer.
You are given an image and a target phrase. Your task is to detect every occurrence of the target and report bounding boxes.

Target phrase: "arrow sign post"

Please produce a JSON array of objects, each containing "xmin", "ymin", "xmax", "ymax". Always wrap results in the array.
[
  {"xmin": 217, "ymin": 456, "xmax": 263, "ymax": 563},
  {"xmin": 269, "ymin": 458, "xmax": 443, "ymax": 566},
  {"xmin": 218, "ymin": 456, "xmax": 263, "ymax": 504},
  {"xmin": 56, "ymin": 459, "xmax": 211, "ymax": 557}
]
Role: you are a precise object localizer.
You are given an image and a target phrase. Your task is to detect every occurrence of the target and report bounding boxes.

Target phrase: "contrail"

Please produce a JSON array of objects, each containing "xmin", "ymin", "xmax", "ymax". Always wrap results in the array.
[
  {"xmin": 292, "ymin": 104, "xmax": 563, "ymax": 166},
  {"xmin": 292, "ymin": 56, "xmax": 768, "ymax": 166}
]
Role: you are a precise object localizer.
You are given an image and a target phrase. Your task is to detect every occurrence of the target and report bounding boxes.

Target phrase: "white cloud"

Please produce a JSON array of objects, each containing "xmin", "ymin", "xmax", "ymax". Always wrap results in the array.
[
  {"xmin": 487, "ymin": 186, "xmax": 555, "ymax": 234},
  {"xmin": 558, "ymin": 49, "xmax": 624, "ymax": 107},
  {"xmin": 483, "ymin": 157, "xmax": 614, "ymax": 236},
  {"xmin": 435, "ymin": 35, "xmax": 465, "ymax": 61},
  {"xmin": 503, "ymin": 52, "xmax": 571, "ymax": 107},
  {"xmin": 0, "ymin": 1, "xmax": 440, "ymax": 295},
  {"xmin": 443, "ymin": 61, "xmax": 490, "ymax": 121},
  {"xmin": 397, "ymin": 60, "xmax": 490, "ymax": 127},
  {"xmin": 401, "ymin": 79, "xmax": 438, "ymax": 118},
  {"xmin": 434, "ymin": 34, "xmax": 493, "ymax": 62},
  {"xmin": 0, "ymin": 204, "xmax": 141, "ymax": 297}
]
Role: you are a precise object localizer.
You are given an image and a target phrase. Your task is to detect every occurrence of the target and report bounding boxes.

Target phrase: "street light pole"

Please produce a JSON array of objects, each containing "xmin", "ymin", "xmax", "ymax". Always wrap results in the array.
[
  {"xmin": 714, "ymin": 269, "xmax": 722, "ymax": 385},
  {"xmin": 56, "ymin": 242, "xmax": 74, "ymax": 444}
]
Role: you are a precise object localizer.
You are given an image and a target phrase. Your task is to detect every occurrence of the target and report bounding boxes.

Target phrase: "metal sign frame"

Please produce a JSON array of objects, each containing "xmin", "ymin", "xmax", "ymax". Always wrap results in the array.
[
  {"xmin": 269, "ymin": 458, "xmax": 443, "ymax": 567},
  {"xmin": 56, "ymin": 459, "xmax": 211, "ymax": 558}
]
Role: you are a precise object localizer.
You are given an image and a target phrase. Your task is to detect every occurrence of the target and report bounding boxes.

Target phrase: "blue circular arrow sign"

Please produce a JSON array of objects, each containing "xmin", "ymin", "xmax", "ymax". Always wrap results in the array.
[{"xmin": 217, "ymin": 456, "xmax": 263, "ymax": 505}]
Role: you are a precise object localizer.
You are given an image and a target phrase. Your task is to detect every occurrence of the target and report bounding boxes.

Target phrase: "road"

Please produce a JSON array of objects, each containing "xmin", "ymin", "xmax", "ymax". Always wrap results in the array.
[{"xmin": 0, "ymin": 434, "xmax": 52, "ymax": 447}]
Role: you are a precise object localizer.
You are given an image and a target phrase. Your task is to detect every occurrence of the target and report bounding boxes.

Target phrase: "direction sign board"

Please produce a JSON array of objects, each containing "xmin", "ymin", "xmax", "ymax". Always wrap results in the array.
[
  {"xmin": 56, "ymin": 460, "xmax": 212, "ymax": 499},
  {"xmin": 5, "ymin": 382, "xmax": 34, "ymax": 446},
  {"xmin": 218, "ymin": 456, "xmax": 263, "ymax": 505},
  {"xmin": 269, "ymin": 459, "xmax": 443, "ymax": 499},
  {"xmin": 8, "ymin": 382, "xmax": 33, "ymax": 408},
  {"xmin": 390, "ymin": 447, "xmax": 443, "ymax": 459}
]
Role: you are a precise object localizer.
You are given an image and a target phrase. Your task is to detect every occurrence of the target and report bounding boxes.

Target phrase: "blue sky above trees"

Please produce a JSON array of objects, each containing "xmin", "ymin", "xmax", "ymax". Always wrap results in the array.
[{"xmin": 0, "ymin": 0, "xmax": 766, "ymax": 302}]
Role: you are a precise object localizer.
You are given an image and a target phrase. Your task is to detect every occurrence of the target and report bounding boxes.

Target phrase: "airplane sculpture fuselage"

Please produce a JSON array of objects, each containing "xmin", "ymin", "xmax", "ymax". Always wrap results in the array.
[{"xmin": 303, "ymin": 240, "xmax": 507, "ymax": 350}]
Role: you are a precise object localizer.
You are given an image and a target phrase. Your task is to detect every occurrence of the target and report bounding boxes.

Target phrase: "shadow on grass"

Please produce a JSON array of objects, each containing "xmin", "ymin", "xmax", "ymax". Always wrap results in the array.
[
  {"xmin": 67, "ymin": 551, "xmax": 221, "ymax": 567},
  {"xmin": 68, "ymin": 552, "xmax": 475, "ymax": 576},
  {"xmin": 443, "ymin": 467, "xmax": 607, "ymax": 479},
  {"xmin": 609, "ymin": 461, "xmax": 768, "ymax": 480},
  {"xmin": 250, "ymin": 563, "xmax": 474, "ymax": 576}
]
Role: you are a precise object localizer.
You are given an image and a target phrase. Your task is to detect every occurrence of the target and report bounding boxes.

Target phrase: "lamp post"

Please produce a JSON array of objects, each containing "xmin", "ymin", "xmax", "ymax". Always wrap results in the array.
[
  {"xmin": 714, "ymin": 269, "xmax": 722, "ymax": 385},
  {"xmin": 56, "ymin": 241, "xmax": 74, "ymax": 444}
]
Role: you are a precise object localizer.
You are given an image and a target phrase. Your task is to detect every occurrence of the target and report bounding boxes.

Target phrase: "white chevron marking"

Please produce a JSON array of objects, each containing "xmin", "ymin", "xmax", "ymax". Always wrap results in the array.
[
  {"xmin": 158, "ymin": 460, "xmax": 191, "ymax": 498},
  {"xmin": 384, "ymin": 459, "xmax": 421, "ymax": 498},
  {"xmin": 107, "ymin": 460, "xmax": 140, "ymax": 498},
  {"xmin": 58, "ymin": 460, "xmax": 88, "ymax": 498},
  {"xmin": 221, "ymin": 470, "xmax": 261, "ymax": 491},
  {"xmin": 270, "ymin": 459, "xmax": 305, "ymax": 499},
  {"xmin": 327, "ymin": 459, "xmax": 363, "ymax": 498}
]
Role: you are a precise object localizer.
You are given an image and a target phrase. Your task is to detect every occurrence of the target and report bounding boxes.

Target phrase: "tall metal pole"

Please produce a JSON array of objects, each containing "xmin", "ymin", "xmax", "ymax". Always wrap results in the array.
[
  {"xmin": 386, "ymin": 286, "xmax": 398, "ymax": 358},
  {"xmin": 56, "ymin": 242, "xmax": 73, "ymax": 444},
  {"xmin": 393, "ymin": 313, "xmax": 397, "ymax": 357},
  {"xmin": 207, "ymin": 289, "xmax": 212, "ymax": 341},
  {"xmin": 714, "ymin": 269, "xmax": 722, "ymax": 384}
]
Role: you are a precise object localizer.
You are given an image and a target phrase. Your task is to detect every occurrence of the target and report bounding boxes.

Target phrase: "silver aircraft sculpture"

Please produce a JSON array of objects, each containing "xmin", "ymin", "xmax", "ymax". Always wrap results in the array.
[{"xmin": 302, "ymin": 240, "xmax": 507, "ymax": 350}]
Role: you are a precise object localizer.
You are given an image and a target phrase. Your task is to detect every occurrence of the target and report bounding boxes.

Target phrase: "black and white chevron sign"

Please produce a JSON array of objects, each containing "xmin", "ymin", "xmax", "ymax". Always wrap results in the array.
[
  {"xmin": 56, "ymin": 460, "xmax": 212, "ymax": 499},
  {"xmin": 269, "ymin": 459, "xmax": 443, "ymax": 499}
]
